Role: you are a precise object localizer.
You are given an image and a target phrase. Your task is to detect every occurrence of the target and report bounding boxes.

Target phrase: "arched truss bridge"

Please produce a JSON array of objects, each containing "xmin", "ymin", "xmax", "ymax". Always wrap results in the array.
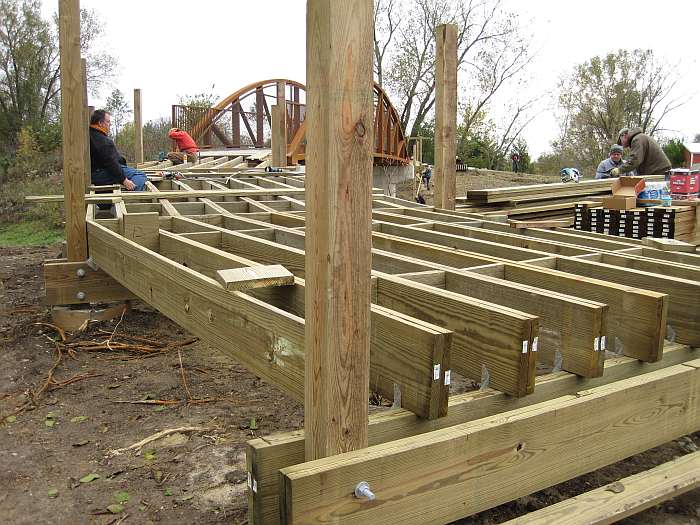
[{"xmin": 171, "ymin": 79, "xmax": 409, "ymax": 165}]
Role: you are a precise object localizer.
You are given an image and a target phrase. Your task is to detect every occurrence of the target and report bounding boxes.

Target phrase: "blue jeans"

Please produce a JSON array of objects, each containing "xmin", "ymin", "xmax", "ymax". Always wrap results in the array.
[{"xmin": 92, "ymin": 166, "xmax": 147, "ymax": 191}]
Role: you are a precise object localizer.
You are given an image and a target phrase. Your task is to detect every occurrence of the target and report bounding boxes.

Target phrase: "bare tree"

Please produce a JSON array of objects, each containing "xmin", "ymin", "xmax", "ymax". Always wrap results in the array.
[
  {"xmin": 373, "ymin": 0, "xmax": 401, "ymax": 87},
  {"xmin": 555, "ymin": 49, "xmax": 686, "ymax": 172},
  {"xmin": 378, "ymin": 0, "xmax": 532, "ymax": 142}
]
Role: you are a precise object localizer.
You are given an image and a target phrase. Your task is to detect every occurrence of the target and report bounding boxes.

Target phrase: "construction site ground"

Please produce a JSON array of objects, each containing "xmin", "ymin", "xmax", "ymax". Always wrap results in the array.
[{"xmin": 2, "ymin": 171, "xmax": 699, "ymax": 525}]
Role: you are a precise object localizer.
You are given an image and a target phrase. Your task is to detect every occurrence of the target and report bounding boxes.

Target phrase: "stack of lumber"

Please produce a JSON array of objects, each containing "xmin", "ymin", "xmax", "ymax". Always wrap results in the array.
[{"xmin": 574, "ymin": 202, "xmax": 700, "ymax": 244}]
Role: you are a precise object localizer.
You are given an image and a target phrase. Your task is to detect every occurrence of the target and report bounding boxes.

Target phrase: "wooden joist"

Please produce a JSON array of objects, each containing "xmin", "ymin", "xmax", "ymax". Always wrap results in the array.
[
  {"xmin": 246, "ymin": 344, "xmax": 697, "ymax": 525},
  {"xmin": 500, "ymin": 449, "xmax": 700, "ymax": 524},
  {"xmin": 44, "ymin": 259, "xmax": 136, "ymax": 305},
  {"xmin": 278, "ymin": 359, "xmax": 700, "ymax": 524}
]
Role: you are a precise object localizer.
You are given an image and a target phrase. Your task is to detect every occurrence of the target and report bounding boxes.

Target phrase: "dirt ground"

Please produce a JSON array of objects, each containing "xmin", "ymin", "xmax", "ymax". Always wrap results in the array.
[{"xmin": 2, "ymin": 174, "xmax": 699, "ymax": 524}]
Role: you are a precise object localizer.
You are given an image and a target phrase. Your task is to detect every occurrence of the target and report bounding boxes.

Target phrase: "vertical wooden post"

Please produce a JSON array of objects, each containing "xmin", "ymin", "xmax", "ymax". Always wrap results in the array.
[
  {"xmin": 271, "ymin": 81, "xmax": 287, "ymax": 166},
  {"xmin": 81, "ymin": 58, "xmax": 90, "ymax": 190},
  {"xmin": 59, "ymin": 0, "xmax": 87, "ymax": 261},
  {"xmin": 304, "ymin": 0, "xmax": 374, "ymax": 461},
  {"xmin": 434, "ymin": 24, "xmax": 457, "ymax": 210},
  {"xmin": 255, "ymin": 86, "xmax": 264, "ymax": 147},
  {"xmin": 232, "ymin": 102, "xmax": 241, "ymax": 148},
  {"xmin": 134, "ymin": 89, "xmax": 144, "ymax": 165}
]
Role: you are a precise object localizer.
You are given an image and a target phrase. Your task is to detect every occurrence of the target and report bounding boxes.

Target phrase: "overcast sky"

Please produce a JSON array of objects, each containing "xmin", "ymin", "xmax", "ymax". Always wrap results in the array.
[{"xmin": 48, "ymin": 0, "xmax": 700, "ymax": 158}]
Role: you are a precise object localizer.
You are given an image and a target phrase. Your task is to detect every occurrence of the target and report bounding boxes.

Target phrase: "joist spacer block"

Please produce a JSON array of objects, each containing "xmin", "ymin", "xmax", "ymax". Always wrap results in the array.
[{"xmin": 215, "ymin": 265, "xmax": 295, "ymax": 291}]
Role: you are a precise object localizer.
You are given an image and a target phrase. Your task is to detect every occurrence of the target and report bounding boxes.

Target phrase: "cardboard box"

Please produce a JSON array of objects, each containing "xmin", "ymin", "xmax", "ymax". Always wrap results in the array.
[
  {"xmin": 602, "ymin": 196, "xmax": 637, "ymax": 210},
  {"xmin": 603, "ymin": 176, "xmax": 645, "ymax": 210}
]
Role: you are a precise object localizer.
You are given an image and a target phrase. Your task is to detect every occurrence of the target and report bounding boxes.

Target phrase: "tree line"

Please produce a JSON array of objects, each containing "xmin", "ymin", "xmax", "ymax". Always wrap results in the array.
[{"xmin": 0, "ymin": 0, "xmax": 695, "ymax": 183}]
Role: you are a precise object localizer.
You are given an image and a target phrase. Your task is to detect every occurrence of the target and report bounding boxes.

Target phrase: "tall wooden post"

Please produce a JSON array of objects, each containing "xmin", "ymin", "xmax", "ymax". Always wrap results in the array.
[
  {"xmin": 304, "ymin": 0, "xmax": 374, "ymax": 461},
  {"xmin": 434, "ymin": 24, "xmax": 457, "ymax": 210},
  {"xmin": 271, "ymin": 81, "xmax": 287, "ymax": 166},
  {"xmin": 134, "ymin": 89, "xmax": 144, "ymax": 164},
  {"xmin": 81, "ymin": 58, "xmax": 90, "ymax": 190},
  {"xmin": 59, "ymin": 0, "xmax": 87, "ymax": 261}
]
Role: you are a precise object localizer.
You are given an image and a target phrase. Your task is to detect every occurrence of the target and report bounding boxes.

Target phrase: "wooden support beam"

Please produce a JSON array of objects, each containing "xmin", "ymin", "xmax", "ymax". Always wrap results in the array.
[
  {"xmin": 500, "ymin": 450, "xmax": 700, "ymax": 525},
  {"xmin": 271, "ymin": 105, "xmax": 285, "ymax": 167},
  {"xmin": 44, "ymin": 259, "xmax": 136, "ymax": 305},
  {"xmin": 214, "ymin": 265, "xmax": 295, "ymax": 291},
  {"xmin": 58, "ymin": 0, "xmax": 87, "ymax": 261},
  {"xmin": 133, "ymin": 88, "xmax": 143, "ymax": 164},
  {"xmin": 279, "ymin": 360, "xmax": 700, "ymax": 524},
  {"xmin": 304, "ymin": 0, "xmax": 375, "ymax": 460},
  {"xmin": 81, "ymin": 58, "xmax": 90, "ymax": 189},
  {"xmin": 247, "ymin": 344, "xmax": 697, "ymax": 525},
  {"xmin": 433, "ymin": 24, "xmax": 457, "ymax": 210}
]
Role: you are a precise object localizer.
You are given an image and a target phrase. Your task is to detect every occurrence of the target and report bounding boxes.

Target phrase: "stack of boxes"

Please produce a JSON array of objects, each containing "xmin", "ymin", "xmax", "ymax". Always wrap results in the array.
[{"xmin": 669, "ymin": 168, "xmax": 700, "ymax": 200}]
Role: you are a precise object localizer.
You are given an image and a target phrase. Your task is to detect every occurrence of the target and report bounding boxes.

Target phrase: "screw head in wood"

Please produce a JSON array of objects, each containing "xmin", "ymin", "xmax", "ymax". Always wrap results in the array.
[{"xmin": 76, "ymin": 291, "xmax": 86, "ymax": 300}]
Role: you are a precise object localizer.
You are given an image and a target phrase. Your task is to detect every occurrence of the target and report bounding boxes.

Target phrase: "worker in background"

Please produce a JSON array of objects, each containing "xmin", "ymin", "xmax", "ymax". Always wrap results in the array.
[
  {"xmin": 167, "ymin": 127, "xmax": 199, "ymax": 164},
  {"xmin": 89, "ymin": 109, "xmax": 147, "ymax": 191},
  {"xmin": 595, "ymin": 144, "xmax": 626, "ymax": 179},
  {"xmin": 511, "ymin": 151, "xmax": 521, "ymax": 173},
  {"xmin": 609, "ymin": 127, "xmax": 671, "ymax": 176},
  {"xmin": 422, "ymin": 164, "xmax": 433, "ymax": 190}
]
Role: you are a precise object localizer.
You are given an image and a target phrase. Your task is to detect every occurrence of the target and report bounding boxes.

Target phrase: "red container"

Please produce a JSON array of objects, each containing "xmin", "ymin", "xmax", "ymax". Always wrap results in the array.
[{"xmin": 669, "ymin": 168, "xmax": 700, "ymax": 193}]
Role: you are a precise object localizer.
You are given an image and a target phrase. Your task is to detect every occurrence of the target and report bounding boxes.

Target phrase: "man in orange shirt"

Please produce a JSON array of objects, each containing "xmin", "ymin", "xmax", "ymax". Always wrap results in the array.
[{"xmin": 167, "ymin": 127, "xmax": 199, "ymax": 164}]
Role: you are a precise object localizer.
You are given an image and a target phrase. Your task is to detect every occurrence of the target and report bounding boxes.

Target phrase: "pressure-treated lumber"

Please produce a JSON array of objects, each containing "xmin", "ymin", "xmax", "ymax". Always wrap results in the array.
[
  {"xmin": 246, "ymin": 344, "xmax": 697, "ymax": 525},
  {"xmin": 433, "ymin": 24, "xmax": 457, "ymax": 210},
  {"xmin": 437, "ymin": 269, "xmax": 606, "ymax": 377},
  {"xmin": 133, "ymin": 88, "xmax": 143, "ymax": 164},
  {"xmin": 500, "ymin": 449, "xmax": 700, "ymax": 525},
  {"xmin": 375, "ymin": 273, "xmax": 538, "ymax": 397},
  {"xmin": 58, "ymin": 0, "xmax": 87, "ymax": 261},
  {"xmin": 44, "ymin": 260, "xmax": 136, "ymax": 305},
  {"xmin": 172, "ymin": 215, "xmax": 537, "ymax": 396},
  {"xmin": 156, "ymin": 230, "xmax": 451, "ymax": 420},
  {"xmin": 279, "ymin": 360, "xmax": 700, "ymax": 524},
  {"xmin": 304, "ymin": 0, "xmax": 375, "ymax": 459},
  {"xmin": 553, "ymin": 256, "xmax": 700, "ymax": 346},
  {"xmin": 215, "ymin": 265, "xmax": 295, "ymax": 291},
  {"xmin": 501, "ymin": 263, "xmax": 666, "ymax": 362}
]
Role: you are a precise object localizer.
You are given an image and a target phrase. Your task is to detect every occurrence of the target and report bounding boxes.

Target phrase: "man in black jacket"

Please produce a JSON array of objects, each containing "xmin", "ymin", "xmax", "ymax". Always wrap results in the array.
[{"xmin": 89, "ymin": 109, "xmax": 147, "ymax": 191}]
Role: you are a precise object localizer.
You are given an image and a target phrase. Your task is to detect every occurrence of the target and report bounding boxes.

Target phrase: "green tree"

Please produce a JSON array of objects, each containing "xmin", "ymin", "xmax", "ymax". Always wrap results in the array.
[
  {"xmin": 0, "ymin": 0, "xmax": 116, "ymax": 153},
  {"xmin": 554, "ymin": 49, "xmax": 684, "ymax": 173},
  {"xmin": 662, "ymin": 138, "xmax": 686, "ymax": 168},
  {"xmin": 104, "ymin": 88, "xmax": 131, "ymax": 139}
]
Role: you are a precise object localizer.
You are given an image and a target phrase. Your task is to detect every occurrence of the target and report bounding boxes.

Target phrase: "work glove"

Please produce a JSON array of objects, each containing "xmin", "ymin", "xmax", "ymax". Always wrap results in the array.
[{"xmin": 609, "ymin": 167, "xmax": 620, "ymax": 177}]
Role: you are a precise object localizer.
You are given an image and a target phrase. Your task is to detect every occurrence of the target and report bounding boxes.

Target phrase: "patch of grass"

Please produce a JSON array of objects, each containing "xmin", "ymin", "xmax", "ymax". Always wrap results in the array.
[{"xmin": 0, "ymin": 221, "xmax": 63, "ymax": 247}]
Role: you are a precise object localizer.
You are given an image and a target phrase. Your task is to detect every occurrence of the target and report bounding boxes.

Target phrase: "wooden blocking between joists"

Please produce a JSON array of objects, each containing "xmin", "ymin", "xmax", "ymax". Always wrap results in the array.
[
  {"xmin": 44, "ymin": 259, "xmax": 136, "ymax": 305},
  {"xmin": 122, "ymin": 212, "xmax": 160, "ymax": 252},
  {"xmin": 278, "ymin": 360, "xmax": 700, "ymax": 524},
  {"xmin": 215, "ymin": 265, "xmax": 295, "ymax": 291}
]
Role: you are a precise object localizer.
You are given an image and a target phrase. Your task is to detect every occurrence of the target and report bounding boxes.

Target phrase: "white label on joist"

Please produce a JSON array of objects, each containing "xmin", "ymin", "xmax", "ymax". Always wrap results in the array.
[
  {"xmin": 522, "ymin": 340, "xmax": 529, "ymax": 354},
  {"xmin": 252, "ymin": 478, "xmax": 258, "ymax": 493},
  {"xmin": 532, "ymin": 336, "xmax": 539, "ymax": 352},
  {"xmin": 444, "ymin": 370, "xmax": 451, "ymax": 385},
  {"xmin": 600, "ymin": 335, "xmax": 607, "ymax": 351},
  {"xmin": 433, "ymin": 364, "xmax": 441, "ymax": 381},
  {"xmin": 247, "ymin": 472, "xmax": 252, "ymax": 490},
  {"xmin": 594, "ymin": 336, "xmax": 600, "ymax": 352}
]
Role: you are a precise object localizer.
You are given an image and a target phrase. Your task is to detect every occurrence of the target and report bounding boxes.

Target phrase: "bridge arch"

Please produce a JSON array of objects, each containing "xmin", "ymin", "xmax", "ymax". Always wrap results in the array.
[{"xmin": 177, "ymin": 79, "xmax": 409, "ymax": 165}]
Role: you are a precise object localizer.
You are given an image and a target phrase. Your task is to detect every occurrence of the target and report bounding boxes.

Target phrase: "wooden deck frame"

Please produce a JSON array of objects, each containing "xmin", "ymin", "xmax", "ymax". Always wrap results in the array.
[{"xmin": 42, "ymin": 172, "xmax": 699, "ymax": 524}]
